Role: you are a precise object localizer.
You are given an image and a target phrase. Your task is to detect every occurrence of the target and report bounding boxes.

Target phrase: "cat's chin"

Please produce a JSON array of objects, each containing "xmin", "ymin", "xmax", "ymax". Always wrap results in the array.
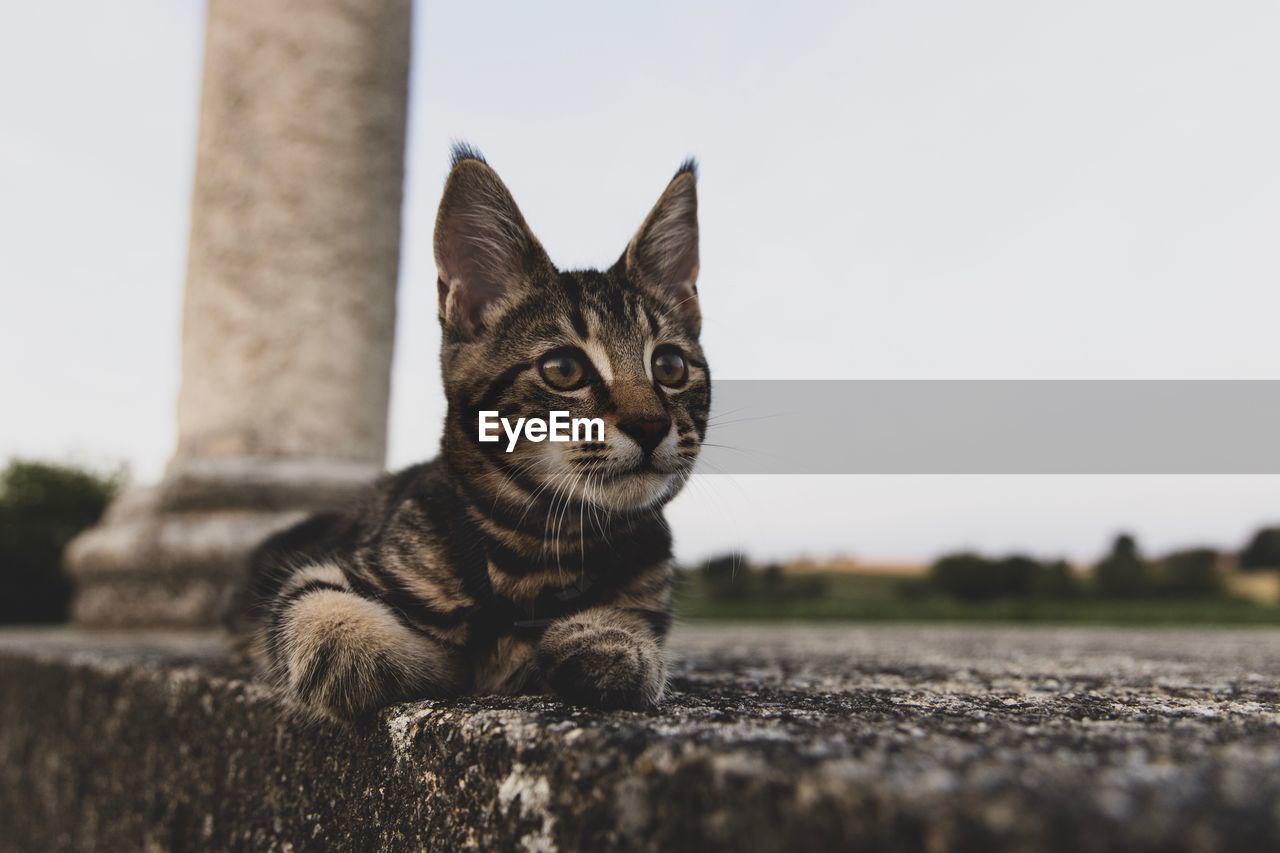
[{"xmin": 585, "ymin": 467, "xmax": 683, "ymax": 512}]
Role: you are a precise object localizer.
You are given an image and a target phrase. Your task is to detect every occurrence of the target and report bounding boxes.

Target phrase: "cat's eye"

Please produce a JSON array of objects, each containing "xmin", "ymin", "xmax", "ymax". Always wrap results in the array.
[
  {"xmin": 652, "ymin": 346, "xmax": 688, "ymax": 388},
  {"xmin": 539, "ymin": 349, "xmax": 590, "ymax": 391}
]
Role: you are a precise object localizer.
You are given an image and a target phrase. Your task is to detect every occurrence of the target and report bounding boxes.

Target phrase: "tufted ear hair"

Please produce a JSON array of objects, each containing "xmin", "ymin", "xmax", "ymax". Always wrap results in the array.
[
  {"xmin": 434, "ymin": 145, "xmax": 555, "ymax": 341},
  {"xmin": 624, "ymin": 159, "xmax": 700, "ymax": 335}
]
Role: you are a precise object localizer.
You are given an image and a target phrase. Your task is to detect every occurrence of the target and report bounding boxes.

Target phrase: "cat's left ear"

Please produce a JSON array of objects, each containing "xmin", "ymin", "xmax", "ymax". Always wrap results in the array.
[
  {"xmin": 623, "ymin": 160, "xmax": 700, "ymax": 335},
  {"xmin": 435, "ymin": 147, "xmax": 555, "ymax": 342}
]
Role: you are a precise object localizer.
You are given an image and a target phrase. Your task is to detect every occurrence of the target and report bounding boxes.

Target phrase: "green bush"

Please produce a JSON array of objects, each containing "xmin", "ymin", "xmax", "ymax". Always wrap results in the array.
[
  {"xmin": 0, "ymin": 459, "xmax": 122, "ymax": 623},
  {"xmin": 930, "ymin": 553, "xmax": 986, "ymax": 600},
  {"xmin": 931, "ymin": 553, "xmax": 1024, "ymax": 601},
  {"xmin": 696, "ymin": 556, "xmax": 830, "ymax": 603},
  {"xmin": 760, "ymin": 563, "xmax": 784, "ymax": 589},
  {"xmin": 895, "ymin": 577, "xmax": 934, "ymax": 601},
  {"xmin": 928, "ymin": 553, "xmax": 1080, "ymax": 602},
  {"xmin": 1093, "ymin": 536, "xmax": 1225, "ymax": 599},
  {"xmin": 1034, "ymin": 559, "xmax": 1081, "ymax": 598},
  {"xmin": 700, "ymin": 552, "xmax": 750, "ymax": 600},
  {"xmin": 1093, "ymin": 534, "xmax": 1148, "ymax": 598},
  {"xmin": 1240, "ymin": 527, "xmax": 1280, "ymax": 571},
  {"xmin": 782, "ymin": 574, "xmax": 828, "ymax": 600},
  {"xmin": 1153, "ymin": 548, "xmax": 1222, "ymax": 597}
]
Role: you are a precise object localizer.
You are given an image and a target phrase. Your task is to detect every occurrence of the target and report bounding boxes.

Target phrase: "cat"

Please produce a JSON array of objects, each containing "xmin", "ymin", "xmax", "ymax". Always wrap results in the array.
[{"xmin": 237, "ymin": 145, "xmax": 709, "ymax": 722}]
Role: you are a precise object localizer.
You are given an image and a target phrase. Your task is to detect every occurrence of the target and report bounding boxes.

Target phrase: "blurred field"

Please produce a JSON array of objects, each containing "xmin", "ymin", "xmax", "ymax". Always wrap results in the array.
[
  {"xmin": 1226, "ymin": 569, "xmax": 1280, "ymax": 605},
  {"xmin": 673, "ymin": 570, "xmax": 1280, "ymax": 624},
  {"xmin": 779, "ymin": 556, "xmax": 928, "ymax": 576}
]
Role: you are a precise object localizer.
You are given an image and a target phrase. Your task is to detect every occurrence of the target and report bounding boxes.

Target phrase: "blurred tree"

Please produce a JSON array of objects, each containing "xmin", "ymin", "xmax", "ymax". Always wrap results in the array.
[
  {"xmin": 700, "ymin": 552, "xmax": 750, "ymax": 600},
  {"xmin": 895, "ymin": 577, "xmax": 933, "ymax": 601},
  {"xmin": 930, "ymin": 553, "xmax": 992, "ymax": 601},
  {"xmin": 760, "ymin": 563, "xmax": 784, "ymax": 590},
  {"xmin": 1154, "ymin": 548, "xmax": 1222, "ymax": 597},
  {"xmin": 1034, "ymin": 559, "xmax": 1080, "ymax": 598},
  {"xmin": 786, "ymin": 574, "xmax": 828, "ymax": 600},
  {"xmin": 0, "ymin": 460, "xmax": 122, "ymax": 623},
  {"xmin": 996, "ymin": 556, "xmax": 1042, "ymax": 597},
  {"xmin": 1093, "ymin": 533, "xmax": 1148, "ymax": 598},
  {"xmin": 932, "ymin": 553, "xmax": 1079, "ymax": 601},
  {"xmin": 1239, "ymin": 527, "xmax": 1280, "ymax": 571},
  {"xmin": 930, "ymin": 552, "xmax": 1035, "ymax": 601}
]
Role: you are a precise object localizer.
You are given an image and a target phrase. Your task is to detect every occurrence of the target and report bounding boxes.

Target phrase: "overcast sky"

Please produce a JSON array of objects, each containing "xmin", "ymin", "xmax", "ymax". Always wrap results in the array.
[{"xmin": 2, "ymin": 1, "xmax": 1279, "ymax": 563}]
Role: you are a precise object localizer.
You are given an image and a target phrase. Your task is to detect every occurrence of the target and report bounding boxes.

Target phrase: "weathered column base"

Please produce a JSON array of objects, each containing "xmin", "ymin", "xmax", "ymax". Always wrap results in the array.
[{"xmin": 65, "ymin": 457, "xmax": 378, "ymax": 627}]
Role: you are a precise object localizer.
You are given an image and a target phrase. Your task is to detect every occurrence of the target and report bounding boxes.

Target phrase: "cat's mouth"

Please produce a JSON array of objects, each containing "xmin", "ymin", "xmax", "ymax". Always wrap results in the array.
[
  {"xmin": 603, "ymin": 460, "xmax": 678, "ymax": 480},
  {"xmin": 580, "ymin": 463, "xmax": 682, "ymax": 511}
]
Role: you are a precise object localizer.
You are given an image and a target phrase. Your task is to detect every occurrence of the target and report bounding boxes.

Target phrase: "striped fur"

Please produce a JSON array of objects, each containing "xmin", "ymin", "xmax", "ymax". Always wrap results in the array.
[{"xmin": 236, "ymin": 147, "xmax": 709, "ymax": 722}]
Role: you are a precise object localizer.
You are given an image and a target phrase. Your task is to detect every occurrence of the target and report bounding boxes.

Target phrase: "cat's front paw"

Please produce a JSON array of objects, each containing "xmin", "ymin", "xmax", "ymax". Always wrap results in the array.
[{"xmin": 537, "ymin": 616, "xmax": 666, "ymax": 710}]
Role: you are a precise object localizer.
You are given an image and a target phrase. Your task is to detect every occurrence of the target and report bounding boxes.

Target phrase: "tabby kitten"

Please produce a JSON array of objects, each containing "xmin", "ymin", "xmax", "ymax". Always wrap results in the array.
[{"xmin": 240, "ymin": 146, "xmax": 709, "ymax": 722}]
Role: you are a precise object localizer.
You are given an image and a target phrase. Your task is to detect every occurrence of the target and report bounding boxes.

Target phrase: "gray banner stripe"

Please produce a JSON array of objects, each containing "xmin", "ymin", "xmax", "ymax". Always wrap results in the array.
[{"xmin": 696, "ymin": 381, "xmax": 1280, "ymax": 474}]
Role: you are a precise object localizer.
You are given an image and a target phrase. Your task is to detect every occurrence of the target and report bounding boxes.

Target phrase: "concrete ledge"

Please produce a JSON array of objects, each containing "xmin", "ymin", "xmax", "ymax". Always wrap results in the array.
[{"xmin": 3, "ymin": 625, "xmax": 1280, "ymax": 851}]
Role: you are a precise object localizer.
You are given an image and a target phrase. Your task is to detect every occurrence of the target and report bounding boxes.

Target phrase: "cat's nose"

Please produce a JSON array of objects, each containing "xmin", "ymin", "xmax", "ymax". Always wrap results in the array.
[{"xmin": 617, "ymin": 415, "xmax": 671, "ymax": 454}]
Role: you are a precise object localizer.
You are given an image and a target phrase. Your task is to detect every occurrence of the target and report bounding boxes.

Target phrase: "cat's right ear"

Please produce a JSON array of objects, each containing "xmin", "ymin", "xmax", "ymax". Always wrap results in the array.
[
  {"xmin": 434, "ymin": 147, "xmax": 553, "ymax": 341},
  {"xmin": 624, "ymin": 159, "xmax": 701, "ymax": 335}
]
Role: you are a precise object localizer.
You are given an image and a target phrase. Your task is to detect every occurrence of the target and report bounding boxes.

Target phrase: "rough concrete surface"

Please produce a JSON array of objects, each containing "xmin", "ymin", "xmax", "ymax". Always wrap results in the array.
[{"xmin": 2, "ymin": 624, "xmax": 1280, "ymax": 852}]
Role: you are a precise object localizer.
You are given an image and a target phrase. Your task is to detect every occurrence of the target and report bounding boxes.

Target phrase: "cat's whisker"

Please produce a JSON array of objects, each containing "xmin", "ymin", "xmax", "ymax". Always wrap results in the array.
[
  {"xmin": 704, "ymin": 412, "xmax": 787, "ymax": 428},
  {"xmin": 697, "ymin": 441, "xmax": 795, "ymax": 468},
  {"xmin": 577, "ymin": 472, "xmax": 590, "ymax": 571},
  {"xmin": 540, "ymin": 465, "xmax": 578, "ymax": 568},
  {"xmin": 551, "ymin": 467, "xmax": 585, "ymax": 580},
  {"xmin": 483, "ymin": 456, "xmax": 541, "ymax": 516},
  {"xmin": 521, "ymin": 461, "xmax": 574, "ymax": 531}
]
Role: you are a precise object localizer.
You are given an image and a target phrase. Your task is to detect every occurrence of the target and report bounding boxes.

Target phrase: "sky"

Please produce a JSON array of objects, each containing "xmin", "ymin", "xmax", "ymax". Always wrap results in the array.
[{"xmin": 2, "ymin": 1, "xmax": 1279, "ymax": 563}]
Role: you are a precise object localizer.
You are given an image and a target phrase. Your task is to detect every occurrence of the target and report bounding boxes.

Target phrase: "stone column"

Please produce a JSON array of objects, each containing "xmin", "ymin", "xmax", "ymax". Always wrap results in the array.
[{"xmin": 66, "ymin": 0, "xmax": 413, "ymax": 627}]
